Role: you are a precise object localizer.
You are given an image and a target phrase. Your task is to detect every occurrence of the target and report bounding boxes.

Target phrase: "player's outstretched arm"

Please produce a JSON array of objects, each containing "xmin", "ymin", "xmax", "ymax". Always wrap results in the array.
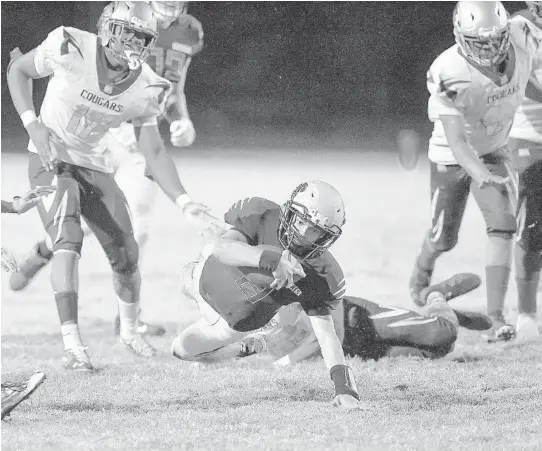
[
  {"xmin": 1, "ymin": 186, "xmax": 56, "ymax": 215},
  {"xmin": 441, "ymin": 115, "xmax": 507, "ymax": 188},
  {"xmin": 135, "ymin": 122, "xmax": 209, "ymax": 220},
  {"xmin": 308, "ymin": 314, "xmax": 362, "ymax": 409},
  {"xmin": 169, "ymin": 58, "xmax": 196, "ymax": 148}
]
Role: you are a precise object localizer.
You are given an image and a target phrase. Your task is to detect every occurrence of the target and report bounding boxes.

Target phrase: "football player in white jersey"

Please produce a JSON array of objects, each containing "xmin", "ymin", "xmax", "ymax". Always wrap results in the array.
[
  {"xmin": 9, "ymin": 2, "xmax": 204, "ymax": 338},
  {"xmin": 409, "ymin": 1, "xmax": 540, "ymax": 342},
  {"xmin": 6, "ymin": 1, "xmax": 209, "ymax": 371},
  {"xmin": 508, "ymin": 2, "xmax": 542, "ymax": 340}
]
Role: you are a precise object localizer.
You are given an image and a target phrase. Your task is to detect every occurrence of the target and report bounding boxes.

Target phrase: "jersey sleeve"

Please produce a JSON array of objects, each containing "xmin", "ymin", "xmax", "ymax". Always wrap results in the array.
[
  {"xmin": 426, "ymin": 54, "xmax": 471, "ymax": 119},
  {"xmin": 224, "ymin": 197, "xmax": 279, "ymax": 244},
  {"xmin": 510, "ymin": 14, "xmax": 541, "ymax": 57},
  {"xmin": 34, "ymin": 26, "xmax": 83, "ymax": 77},
  {"xmin": 302, "ymin": 254, "xmax": 346, "ymax": 317},
  {"xmin": 132, "ymin": 69, "xmax": 173, "ymax": 127}
]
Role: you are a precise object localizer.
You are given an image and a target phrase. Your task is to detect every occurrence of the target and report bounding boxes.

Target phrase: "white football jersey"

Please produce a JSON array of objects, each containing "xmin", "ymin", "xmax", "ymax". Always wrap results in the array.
[
  {"xmin": 509, "ymin": 12, "xmax": 542, "ymax": 144},
  {"xmin": 28, "ymin": 26, "xmax": 171, "ymax": 173},
  {"xmin": 427, "ymin": 21, "xmax": 537, "ymax": 165}
]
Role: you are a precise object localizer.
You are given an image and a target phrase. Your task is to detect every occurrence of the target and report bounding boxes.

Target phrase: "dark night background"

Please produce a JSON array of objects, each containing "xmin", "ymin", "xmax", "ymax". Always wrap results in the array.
[{"xmin": 0, "ymin": 1, "xmax": 527, "ymax": 151}]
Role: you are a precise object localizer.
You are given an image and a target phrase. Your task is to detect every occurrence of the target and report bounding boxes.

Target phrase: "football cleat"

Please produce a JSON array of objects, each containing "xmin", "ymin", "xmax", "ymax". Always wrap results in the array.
[
  {"xmin": 482, "ymin": 317, "xmax": 516, "ymax": 343},
  {"xmin": 515, "ymin": 313, "xmax": 540, "ymax": 342},
  {"xmin": 1, "ymin": 372, "xmax": 46, "ymax": 420},
  {"xmin": 452, "ymin": 309, "xmax": 492, "ymax": 331},
  {"xmin": 409, "ymin": 263, "xmax": 433, "ymax": 306},
  {"xmin": 238, "ymin": 335, "xmax": 267, "ymax": 358},
  {"xmin": 114, "ymin": 313, "xmax": 166, "ymax": 337},
  {"xmin": 417, "ymin": 273, "xmax": 482, "ymax": 307},
  {"xmin": 9, "ymin": 242, "xmax": 52, "ymax": 291},
  {"xmin": 62, "ymin": 347, "xmax": 96, "ymax": 372},
  {"xmin": 120, "ymin": 334, "xmax": 157, "ymax": 358}
]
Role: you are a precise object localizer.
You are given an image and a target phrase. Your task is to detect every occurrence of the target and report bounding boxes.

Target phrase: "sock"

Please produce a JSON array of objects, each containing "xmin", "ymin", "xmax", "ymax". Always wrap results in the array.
[
  {"xmin": 54, "ymin": 291, "xmax": 78, "ymax": 325},
  {"xmin": 117, "ymin": 297, "xmax": 139, "ymax": 340},
  {"xmin": 517, "ymin": 275, "xmax": 539, "ymax": 315},
  {"xmin": 60, "ymin": 323, "xmax": 84, "ymax": 351},
  {"xmin": 486, "ymin": 265, "xmax": 510, "ymax": 321},
  {"xmin": 426, "ymin": 292, "xmax": 459, "ymax": 331},
  {"xmin": 416, "ymin": 234, "xmax": 443, "ymax": 271}
]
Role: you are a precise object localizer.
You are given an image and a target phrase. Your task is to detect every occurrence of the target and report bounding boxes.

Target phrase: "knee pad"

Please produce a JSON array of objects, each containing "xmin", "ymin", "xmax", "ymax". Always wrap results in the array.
[
  {"xmin": 104, "ymin": 236, "xmax": 139, "ymax": 275},
  {"xmin": 171, "ymin": 334, "xmax": 195, "ymax": 361},
  {"xmin": 486, "ymin": 212, "xmax": 516, "ymax": 239}
]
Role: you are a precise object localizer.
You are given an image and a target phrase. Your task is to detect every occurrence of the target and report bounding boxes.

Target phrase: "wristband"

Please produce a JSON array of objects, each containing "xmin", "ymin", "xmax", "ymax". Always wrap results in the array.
[
  {"xmin": 259, "ymin": 249, "xmax": 282, "ymax": 272},
  {"xmin": 330, "ymin": 364, "xmax": 360, "ymax": 400},
  {"xmin": 20, "ymin": 110, "xmax": 37, "ymax": 128},
  {"xmin": 175, "ymin": 194, "xmax": 192, "ymax": 210}
]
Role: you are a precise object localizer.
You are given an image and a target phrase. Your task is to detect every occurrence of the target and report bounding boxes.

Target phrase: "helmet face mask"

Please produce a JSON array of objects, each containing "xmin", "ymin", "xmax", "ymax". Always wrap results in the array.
[
  {"xmin": 99, "ymin": 2, "xmax": 158, "ymax": 70},
  {"xmin": 453, "ymin": 1, "xmax": 511, "ymax": 67},
  {"xmin": 278, "ymin": 182, "xmax": 345, "ymax": 260}
]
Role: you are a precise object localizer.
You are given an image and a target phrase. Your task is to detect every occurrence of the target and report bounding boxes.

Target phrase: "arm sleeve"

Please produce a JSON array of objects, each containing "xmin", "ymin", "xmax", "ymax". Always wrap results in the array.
[{"xmin": 223, "ymin": 197, "xmax": 277, "ymax": 244}]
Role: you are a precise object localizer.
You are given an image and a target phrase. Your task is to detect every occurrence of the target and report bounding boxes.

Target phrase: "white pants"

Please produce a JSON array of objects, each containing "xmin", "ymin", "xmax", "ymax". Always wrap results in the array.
[{"xmin": 171, "ymin": 258, "xmax": 249, "ymax": 360}]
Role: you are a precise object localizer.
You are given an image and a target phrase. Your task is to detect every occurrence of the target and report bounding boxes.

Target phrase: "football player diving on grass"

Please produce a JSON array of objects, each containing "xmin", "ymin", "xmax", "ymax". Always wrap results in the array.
[
  {"xmin": 507, "ymin": 1, "xmax": 542, "ymax": 340},
  {"xmin": 171, "ymin": 181, "xmax": 365, "ymax": 409},
  {"xmin": 234, "ymin": 276, "xmax": 492, "ymax": 365},
  {"xmin": 6, "ymin": 1, "xmax": 209, "ymax": 372},
  {"xmin": 9, "ymin": 1, "xmax": 205, "ymax": 339},
  {"xmin": 409, "ymin": 1, "xmax": 542, "ymax": 343}
]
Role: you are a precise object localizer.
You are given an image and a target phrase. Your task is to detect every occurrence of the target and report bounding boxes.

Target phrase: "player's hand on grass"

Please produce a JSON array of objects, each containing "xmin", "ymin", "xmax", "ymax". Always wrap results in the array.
[
  {"xmin": 170, "ymin": 118, "xmax": 196, "ymax": 147},
  {"xmin": 13, "ymin": 186, "xmax": 56, "ymax": 214},
  {"xmin": 1, "ymin": 248, "xmax": 19, "ymax": 273},
  {"xmin": 26, "ymin": 121, "xmax": 56, "ymax": 171},
  {"xmin": 270, "ymin": 251, "xmax": 306, "ymax": 290},
  {"xmin": 333, "ymin": 394, "xmax": 365, "ymax": 410}
]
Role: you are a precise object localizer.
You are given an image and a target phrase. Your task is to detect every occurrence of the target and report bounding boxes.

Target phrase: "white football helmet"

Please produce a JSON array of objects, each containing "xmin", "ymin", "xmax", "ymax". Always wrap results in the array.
[
  {"xmin": 150, "ymin": 1, "xmax": 188, "ymax": 25},
  {"xmin": 526, "ymin": 1, "xmax": 542, "ymax": 25},
  {"xmin": 98, "ymin": 1, "xmax": 159, "ymax": 70},
  {"xmin": 279, "ymin": 181, "xmax": 346, "ymax": 260},
  {"xmin": 453, "ymin": 1, "xmax": 510, "ymax": 67}
]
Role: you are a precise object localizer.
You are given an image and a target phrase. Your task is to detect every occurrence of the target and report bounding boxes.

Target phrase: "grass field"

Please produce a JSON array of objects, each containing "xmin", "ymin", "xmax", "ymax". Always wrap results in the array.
[{"xmin": 1, "ymin": 149, "xmax": 541, "ymax": 451}]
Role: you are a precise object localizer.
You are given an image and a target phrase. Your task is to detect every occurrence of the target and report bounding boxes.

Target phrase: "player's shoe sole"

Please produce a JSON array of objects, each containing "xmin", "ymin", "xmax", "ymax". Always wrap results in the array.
[
  {"xmin": 417, "ymin": 273, "xmax": 482, "ymax": 307},
  {"xmin": 1, "ymin": 372, "xmax": 46, "ymax": 420},
  {"xmin": 452, "ymin": 309, "xmax": 492, "ymax": 331}
]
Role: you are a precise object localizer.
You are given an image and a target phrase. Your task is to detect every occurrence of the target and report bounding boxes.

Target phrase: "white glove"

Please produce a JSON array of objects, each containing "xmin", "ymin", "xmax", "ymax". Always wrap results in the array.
[
  {"xmin": 332, "ymin": 394, "xmax": 365, "ymax": 410},
  {"xmin": 2, "ymin": 248, "xmax": 19, "ymax": 273},
  {"xmin": 13, "ymin": 186, "xmax": 57, "ymax": 214},
  {"xmin": 270, "ymin": 251, "xmax": 306, "ymax": 290},
  {"xmin": 170, "ymin": 118, "xmax": 196, "ymax": 147}
]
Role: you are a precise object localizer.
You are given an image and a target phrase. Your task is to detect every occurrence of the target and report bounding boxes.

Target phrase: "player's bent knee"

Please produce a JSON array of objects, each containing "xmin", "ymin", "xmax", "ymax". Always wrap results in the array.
[
  {"xmin": 104, "ymin": 238, "xmax": 139, "ymax": 275},
  {"xmin": 171, "ymin": 333, "xmax": 203, "ymax": 361},
  {"xmin": 430, "ymin": 233, "xmax": 458, "ymax": 252}
]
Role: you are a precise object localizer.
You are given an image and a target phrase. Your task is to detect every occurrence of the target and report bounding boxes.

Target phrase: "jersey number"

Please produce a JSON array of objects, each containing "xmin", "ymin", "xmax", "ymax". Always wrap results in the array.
[
  {"xmin": 66, "ymin": 105, "xmax": 116, "ymax": 139},
  {"xmin": 149, "ymin": 46, "xmax": 188, "ymax": 82}
]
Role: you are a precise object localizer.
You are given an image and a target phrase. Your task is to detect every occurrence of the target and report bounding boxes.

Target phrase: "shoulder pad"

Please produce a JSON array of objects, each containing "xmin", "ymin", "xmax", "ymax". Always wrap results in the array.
[{"xmin": 224, "ymin": 197, "xmax": 279, "ymax": 225}]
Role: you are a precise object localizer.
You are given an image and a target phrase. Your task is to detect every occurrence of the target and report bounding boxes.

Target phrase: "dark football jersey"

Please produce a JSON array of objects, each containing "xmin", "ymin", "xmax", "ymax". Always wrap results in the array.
[
  {"xmin": 199, "ymin": 197, "xmax": 346, "ymax": 331},
  {"xmin": 146, "ymin": 14, "xmax": 203, "ymax": 83}
]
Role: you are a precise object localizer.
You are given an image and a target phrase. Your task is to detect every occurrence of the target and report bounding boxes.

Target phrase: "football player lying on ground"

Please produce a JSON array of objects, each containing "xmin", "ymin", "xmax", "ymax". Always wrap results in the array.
[
  {"xmin": 172, "ymin": 181, "xmax": 365, "ymax": 409},
  {"xmin": 234, "ymin": 276, "xmax": 492, "ymax": 365},
  {"xmin": 2, "ymin": 187, "xmax": 52, "ymax": 419}
]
